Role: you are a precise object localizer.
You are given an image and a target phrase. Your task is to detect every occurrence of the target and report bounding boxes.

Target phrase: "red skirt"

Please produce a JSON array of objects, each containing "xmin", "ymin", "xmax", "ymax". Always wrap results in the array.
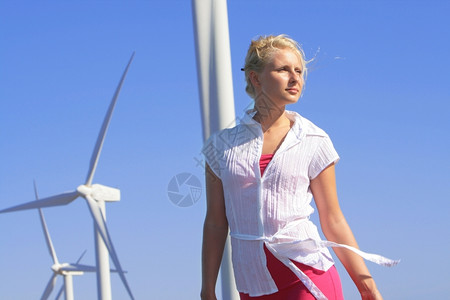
[{"xmin": 239, "ymin": 245, "xmax": 344, "ymax": 300}]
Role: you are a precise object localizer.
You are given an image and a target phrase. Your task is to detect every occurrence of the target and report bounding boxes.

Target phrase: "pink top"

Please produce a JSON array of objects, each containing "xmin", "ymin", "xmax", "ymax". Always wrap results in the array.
[{"xmin": 259, "ymin": 153, "xmax": 274, "ymax": 176}]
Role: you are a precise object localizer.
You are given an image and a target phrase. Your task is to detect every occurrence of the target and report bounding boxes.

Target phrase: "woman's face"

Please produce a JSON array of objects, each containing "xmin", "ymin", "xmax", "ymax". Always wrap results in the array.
[{"xmin": 252, "ymin": 48, "xmax": 303, "ymax": 108}]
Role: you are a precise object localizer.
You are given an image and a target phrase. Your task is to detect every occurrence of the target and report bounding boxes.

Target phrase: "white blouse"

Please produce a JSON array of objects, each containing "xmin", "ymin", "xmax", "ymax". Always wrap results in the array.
[{"xmin": 202, "ymin": 110, "xmax": 398, "ymax": 299}]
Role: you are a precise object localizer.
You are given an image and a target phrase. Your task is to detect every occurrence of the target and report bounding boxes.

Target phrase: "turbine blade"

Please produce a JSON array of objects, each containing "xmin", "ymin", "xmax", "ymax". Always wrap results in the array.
[
  {"xmin": 75, "ymin": 249, "xmax": 87, "ymax": 264},
  {"xmin": 54, "ymin": 284, "xmax": 64, "ymax": 300},
  {"xmin": 34, "ymin": 182, "xmax": 59, "ymax": 264},
  {"xmin": 85, "ymin": 52, "xmax": 135, "ymax": 186},
  {"xmin": 38, "ymin": 209, "xmax": 59, "ymax": 264},
  {"xmin": 0, "ymin": 191, "xmax": 79, "ymax": 214},
  {"xmin": 40, "ymin": 273, "xmax": 58, "ymax": 300},
  {"xmin": 84, "ymin": 195, "xmax": 135, "ymax": 300}
]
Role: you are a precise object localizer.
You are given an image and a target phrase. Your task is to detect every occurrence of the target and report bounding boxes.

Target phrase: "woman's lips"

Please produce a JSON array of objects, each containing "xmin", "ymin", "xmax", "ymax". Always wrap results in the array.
[{"xmin": 286, "ymin": 88, "xmax": 298, "ymax": 94}]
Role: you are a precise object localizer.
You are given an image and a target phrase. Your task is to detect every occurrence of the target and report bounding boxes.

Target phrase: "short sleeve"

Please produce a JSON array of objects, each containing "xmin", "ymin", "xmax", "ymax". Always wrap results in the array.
[
  {"xmin": 308, "ymin": 135, "xmax": 340, "ymax": 180},
  {"xmin": 201, "ymin": 133, "xmax": 222, "ymax": 178}
]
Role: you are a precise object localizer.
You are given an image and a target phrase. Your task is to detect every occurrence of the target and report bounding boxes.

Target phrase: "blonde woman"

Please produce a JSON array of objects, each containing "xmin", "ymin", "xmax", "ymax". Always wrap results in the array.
[{"xmin": 201, "ymin": 35, "xmax": 397, "ymax": 300}]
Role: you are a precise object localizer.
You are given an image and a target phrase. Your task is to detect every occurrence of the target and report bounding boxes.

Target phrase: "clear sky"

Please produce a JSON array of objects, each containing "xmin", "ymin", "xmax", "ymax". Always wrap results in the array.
[{"xmin": 1, "ymin": 1, "xmax": 449, "ymax": 299}]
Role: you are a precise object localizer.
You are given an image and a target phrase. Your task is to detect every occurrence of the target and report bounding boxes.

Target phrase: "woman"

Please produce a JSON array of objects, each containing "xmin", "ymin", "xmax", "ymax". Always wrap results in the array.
[{"xmin": 201, "ymin": 35, "xmax": 397, "ymax": 300}]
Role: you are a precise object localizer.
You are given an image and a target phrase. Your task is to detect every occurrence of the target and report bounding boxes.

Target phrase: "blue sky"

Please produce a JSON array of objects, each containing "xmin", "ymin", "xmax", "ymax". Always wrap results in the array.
[{"xmin": 1, "ymin": 1, "xmax": 449, "ymax": 299}]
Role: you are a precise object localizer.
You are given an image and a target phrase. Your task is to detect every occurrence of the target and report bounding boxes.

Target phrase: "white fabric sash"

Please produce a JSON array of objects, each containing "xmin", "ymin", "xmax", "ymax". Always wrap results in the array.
[{"xmin": 230, "ymin": 232, "xmax": 399, "ymax": 300}]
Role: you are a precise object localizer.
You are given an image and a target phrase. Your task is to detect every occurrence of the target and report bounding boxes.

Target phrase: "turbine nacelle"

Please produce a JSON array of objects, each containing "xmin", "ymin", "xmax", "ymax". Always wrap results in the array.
[
  {"xmin": 77, "ymin": 184, "xmax": 120, "ymax": 202},
  {"xmin": 51, "ymin": 263, "xmax": 83, "ymax": 276}
]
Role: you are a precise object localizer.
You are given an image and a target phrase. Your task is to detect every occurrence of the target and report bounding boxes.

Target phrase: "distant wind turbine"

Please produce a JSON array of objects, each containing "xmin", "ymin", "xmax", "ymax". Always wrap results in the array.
[
  {"xmin": 0, "ymin": 53, "xmax": 135, "ymax": 300},
  {"xmin": 34, "ymin": 182, "xmax": 122, "ymax": 300}
]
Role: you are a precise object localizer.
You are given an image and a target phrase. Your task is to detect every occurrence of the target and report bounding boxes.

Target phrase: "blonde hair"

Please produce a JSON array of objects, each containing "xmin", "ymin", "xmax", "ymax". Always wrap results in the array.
[{"xmin": 243, "ymin": 34, "xmax": 308, "ymax": 99}]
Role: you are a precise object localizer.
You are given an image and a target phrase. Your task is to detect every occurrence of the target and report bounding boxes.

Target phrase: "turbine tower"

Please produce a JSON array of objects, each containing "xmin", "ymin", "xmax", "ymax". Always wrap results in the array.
[
  {"xmin": 192, "ymin": 0, "xmax": 239, "ymax": 299},
  {"xmin": 0, "ymin": 53, "xmax": 135, "ymax": 300}
]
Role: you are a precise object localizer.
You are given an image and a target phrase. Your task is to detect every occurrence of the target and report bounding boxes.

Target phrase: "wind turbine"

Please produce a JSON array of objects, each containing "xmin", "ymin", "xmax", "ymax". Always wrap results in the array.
[
  {"xmin": 38, "ymin": 195, "xmax": 86, "ymax": 300},
  {"xmin": 192, "ymin": 0, "xmax": 239, "ymax": 299},
  {"xmin": 0, "ymin": 53, "xmax": 135, "ymax": 300},
  {"xmin": 34, "ymin": 182, "xmax": 121, "ymax": 300}
]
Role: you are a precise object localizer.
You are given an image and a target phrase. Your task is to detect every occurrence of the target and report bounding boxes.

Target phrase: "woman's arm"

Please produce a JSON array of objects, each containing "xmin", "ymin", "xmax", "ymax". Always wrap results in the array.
[
  {"xmin": 310, "ymin": 163, "xmax": 382, "ymax": 300},
  {"xmin": 201, "ymin": 163, "xmax": 229, "ymax": 300}
]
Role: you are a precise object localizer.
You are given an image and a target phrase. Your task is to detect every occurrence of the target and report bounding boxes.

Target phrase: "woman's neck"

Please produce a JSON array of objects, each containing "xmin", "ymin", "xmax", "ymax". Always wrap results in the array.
[{"xmin": 253, "ymin": 104, "xmax": 290, "ymax": 132}]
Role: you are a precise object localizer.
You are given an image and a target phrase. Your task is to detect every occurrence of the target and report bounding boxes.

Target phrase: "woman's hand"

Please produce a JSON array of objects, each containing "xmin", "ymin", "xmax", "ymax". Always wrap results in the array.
[
  {"xmin": 200, "ymin": 290, "xmax": 217, "ymax": 300},
  {"xmin": 360, "ymin": 288, "xmax": 383, "ymax": 300}
]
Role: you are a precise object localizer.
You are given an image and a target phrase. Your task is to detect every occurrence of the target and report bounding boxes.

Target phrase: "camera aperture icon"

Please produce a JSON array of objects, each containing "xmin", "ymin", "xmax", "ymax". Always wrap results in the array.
[{"xmin": 167, "ymin": 172, "xmax": 202, "ymax": 207}]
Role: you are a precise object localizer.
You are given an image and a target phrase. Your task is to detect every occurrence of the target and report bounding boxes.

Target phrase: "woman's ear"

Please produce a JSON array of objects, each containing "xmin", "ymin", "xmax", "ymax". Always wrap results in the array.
[{"xmin": 249, "ymin": 71, "xmax": 260, "ymax": 88}]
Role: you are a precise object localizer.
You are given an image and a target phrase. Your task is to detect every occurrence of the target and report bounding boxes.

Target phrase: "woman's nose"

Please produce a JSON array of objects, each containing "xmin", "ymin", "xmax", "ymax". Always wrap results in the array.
[{"xmin": 289, "ymin": 71, "xmax": 300, "ymax": 83}]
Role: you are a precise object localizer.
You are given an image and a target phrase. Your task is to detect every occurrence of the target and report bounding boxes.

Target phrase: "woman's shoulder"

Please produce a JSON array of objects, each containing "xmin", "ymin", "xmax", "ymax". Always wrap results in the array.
[
  {"xmin": 203, "ymin": 124, "xmax": 240, "ymax": 152},
  {"xmin": 287, "ymin": 110, "xmax": 329, "ymax": 138},
  {"xmin": 205, "ymin": 121, "xmax": 257, "ymax": 149}
]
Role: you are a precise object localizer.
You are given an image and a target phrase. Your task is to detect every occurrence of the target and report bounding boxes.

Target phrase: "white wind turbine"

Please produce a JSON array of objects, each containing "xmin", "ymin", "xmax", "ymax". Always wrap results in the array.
[
  {"xmin": 192, "ymin": 0, "xmax": 239, "ymax": 299},
  {"xmin": 0, "ymin": 53, "xmax": 135, "ymax": 300},
  {"xmin": 34, "ymin": 182, "xmax": 120, "ymax": 300}
]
